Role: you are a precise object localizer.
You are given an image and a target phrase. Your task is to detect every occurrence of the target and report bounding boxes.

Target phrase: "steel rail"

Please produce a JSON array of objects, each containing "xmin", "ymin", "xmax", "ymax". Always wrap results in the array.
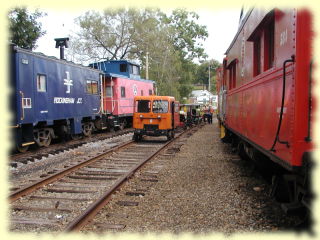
[
  {"xmin": 65, "ymin": 125, "xmax": 202, "ymax": 232},
  {"xmin": 9, "ymin": 128, "xmax": 134, "ymax": 162},
  {"xmin": 9, "ymin": 140, "xmax": 134, "ymax": 202}
]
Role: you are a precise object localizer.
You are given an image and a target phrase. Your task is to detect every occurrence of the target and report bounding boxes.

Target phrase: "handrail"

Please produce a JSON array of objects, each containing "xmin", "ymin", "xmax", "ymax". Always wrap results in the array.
[
  {"xmin": 305, "ymin": 60, "xmax": 313, "ymax": 142},
  {"xmin": 99, "ymin": 74, "xmax": 104, "ymax": 114},
  {"xmin": 19, "ymin": 91, "xmax": 24, "ymax": 120},
  {"xmin": 111, "ymin": 77, "xmax": 115, "ymax": 113},
  {"xmin": 270, "ymin": 55, "xmax": 295, "ymax": 152}
]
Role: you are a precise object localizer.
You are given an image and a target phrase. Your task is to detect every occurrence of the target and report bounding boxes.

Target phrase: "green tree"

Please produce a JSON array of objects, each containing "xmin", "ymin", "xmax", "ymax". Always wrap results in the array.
[
  {"xmin": 71, "ymin": 9, "xmax": 139, "ymax": 62},
  {"xmin": 8, "ymin": 7, "xmax": 46, "ymax": 50},
  {"xmin": 195, "ymin": 59, "xmax": 220, "ymax": 93},
  {"xmin": 70, "ymin": 8, "xmax": 209, "ymax": 101},
  {"xmin": 175, "ymin": 60, "xmax": 197, "ymax": 99},
  {"xmin": 71, "ymin": 8, "xmax": 184, "ymax": 98},
  {"xmin": 160, "ymin": 9, "xmax": 208, "ymax": 99},
  {"xmin": 161, "ymin": 9, "xmax": 208, "ymax": 61},
  {"xmin": 71, "ymin": 8, "xmax": 172, "ymax": 63},
  {"xmin": 130, "ymin": 9, "xmax": 184, "ymax": 98}
]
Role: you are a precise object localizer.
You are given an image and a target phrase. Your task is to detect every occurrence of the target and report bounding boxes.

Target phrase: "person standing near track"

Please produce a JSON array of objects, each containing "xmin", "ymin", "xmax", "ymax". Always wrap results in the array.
[{"xmin": 208, "ymin": 106, "xmax": 213, "ymax": 124}]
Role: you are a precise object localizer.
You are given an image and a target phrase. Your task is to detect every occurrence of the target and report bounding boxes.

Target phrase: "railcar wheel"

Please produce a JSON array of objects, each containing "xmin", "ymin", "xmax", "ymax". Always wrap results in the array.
[
  {"xmin": 82, "ymin": 123, "xmax": 93, "ymax": 137},
  {"xmin": 270, "ymin": 175, "xmax": 291, "ymax": 203},
  {"xmin": 237, "ymin": 141, "xmax": 249, "ymax": 160},
  {"xmin": 38, "ymin": 132, "xmax": 51, "ymax": 147},
  {"xmin": 41, "ymin": 133, "xmax": 52, "ymax": 147},
  {"xmin": 56, "ymin": 125, "xmax": 68, "ymax": 142},
  {"xmin": 119, "ymin": 121, "xmax": 125, "ymax": 131},
  {"xmin": 167, "ymin": 131, "xmax": 172, "ymax": 141},
  {"xmin": 133, "ymin": 133, "xmax": 141, "ymax": 142},
  {"xmin": 171, "ymin": 130, "xmax": 175, "ymax": 139},
  {"xmin": 70, "ymin": 134, "xmax": 81, "ymax": 140},
  {"xmin": 35, "ymin": 129, "xmax": 52, "ymax": 147},
  {"xmin": 94, "ymin": 118, "xmax": 103, "ymax": 131},
  {"xmin": 16, "ymin": 144, "xmax": 29, "ymax": 153}
]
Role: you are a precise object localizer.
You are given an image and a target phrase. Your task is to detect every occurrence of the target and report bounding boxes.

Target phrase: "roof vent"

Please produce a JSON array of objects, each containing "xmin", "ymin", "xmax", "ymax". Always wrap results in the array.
[{"xmin": 54, "ymin": 37, "xmax": 69, "ymax": 60}]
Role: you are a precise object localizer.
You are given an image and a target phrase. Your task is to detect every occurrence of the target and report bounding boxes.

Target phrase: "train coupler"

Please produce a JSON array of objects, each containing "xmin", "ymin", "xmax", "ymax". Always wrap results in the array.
[{"xmin": 281, "ymin": 201, "xmax": 304, "ymax": 215}]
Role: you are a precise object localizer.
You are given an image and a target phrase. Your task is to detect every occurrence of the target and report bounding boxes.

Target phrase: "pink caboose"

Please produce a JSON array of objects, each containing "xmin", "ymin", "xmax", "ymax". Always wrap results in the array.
[{"xmin": 90, "ymin": 60, "xmax": 155, "ymax": 129}]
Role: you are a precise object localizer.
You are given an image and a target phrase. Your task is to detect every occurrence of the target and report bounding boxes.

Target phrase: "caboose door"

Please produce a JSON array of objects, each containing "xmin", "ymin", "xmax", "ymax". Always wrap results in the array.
[{"xmin": 16, "ymin": 51, "xmax": 35, "ymax": 124}]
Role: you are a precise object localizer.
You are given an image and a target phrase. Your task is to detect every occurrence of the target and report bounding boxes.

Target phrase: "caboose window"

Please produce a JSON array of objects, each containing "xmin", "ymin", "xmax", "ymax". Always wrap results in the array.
[
  {"xmin": 149, "ymin": 89, "xmax": 152, "ymax": 95},
  {"xmin": 120, "ymin": 63, "xmax": 127, "ymax": 72},
  {"xmin": 264, "ymin": 16, "xmax": 275, "ymax": 70},
  {"xmin": 136, "ymin": 100, "xmax": 150, "ymax": 113},
  {"xmin": 131, "ymin": 65, "xmax": 140, "ymax": 75},
  {"xmin": 253, "ymin": 37, "xmax": 261, "ymax": 76},
  {"xmin": 121, "ymin": 86, "xmax": 126, "ymax": 98},
  {"xmin": 86, "ymin": 80, "xmax": 92, "ymax": 93},
  {"xmin": 248, "ymin": 10, "xmax": 275, "ymax": 76},
  {"xmin": 232, "ymin": 63, "xmax": 236, "ymax": 88},
  {"xmin": 141, "ymin": 90, "xmax": 143, "ymax": 96},
  {"xmin": 86, "ymin": 80, "xmax": 98, "ymax": 94},
  {"xmin": 91, "ymin": 81, "xmax": 98, "ymax": 94},
  {"xmin": 22, "ymin": 98, "xmax": 32, "ymax": 108},
  {"xmin": 106, "ymin": 86, "xmax": 113, "ymax": 97},
  {"xmin": 37, "ymin": 74, "xmax": 47, "ymax": 92},
  {"xmin": 227, "ymin": 60, "xmax": 237, "ymax": 90},
  {"xmin": 152, "ymin": 100, "xmax": 168, "ymax": 113}
]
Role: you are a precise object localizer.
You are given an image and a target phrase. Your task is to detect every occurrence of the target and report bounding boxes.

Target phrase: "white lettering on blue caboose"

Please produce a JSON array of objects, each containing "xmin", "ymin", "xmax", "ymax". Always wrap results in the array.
[
  {"xmin": 54, "ymin": 97, "xmax": 75, "ymax": 104},
  {"xmin": 64, "ymin": 71, "xmax": 73, "ymax": 94}
]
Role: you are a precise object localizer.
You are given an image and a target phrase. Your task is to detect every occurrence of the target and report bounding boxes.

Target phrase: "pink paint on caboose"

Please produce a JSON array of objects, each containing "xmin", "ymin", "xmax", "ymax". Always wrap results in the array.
[
  {"xmin": 103, "ymin": 76, "xmax": 155, "ymax": 117},
  {"xmin": 89, "ymin": 60, "xmax": 155, "ymax": 128}
]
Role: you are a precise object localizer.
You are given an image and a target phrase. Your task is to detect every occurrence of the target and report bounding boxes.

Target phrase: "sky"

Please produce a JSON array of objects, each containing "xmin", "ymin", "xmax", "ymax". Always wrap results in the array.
[{"xmin": 34, "ymin": 8, "xmax": 241, "ymax": 64}]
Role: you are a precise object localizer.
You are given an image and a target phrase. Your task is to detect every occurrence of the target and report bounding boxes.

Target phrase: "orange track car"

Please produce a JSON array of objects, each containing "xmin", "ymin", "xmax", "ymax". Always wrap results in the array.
[{"xmin": 133, "ymin": 96, "xmax": 180, "ymax": 141}]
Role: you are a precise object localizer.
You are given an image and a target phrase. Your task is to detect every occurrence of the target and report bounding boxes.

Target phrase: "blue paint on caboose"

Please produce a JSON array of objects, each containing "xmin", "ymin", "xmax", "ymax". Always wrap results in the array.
[
  {"xmin": 89, "ymin": 60, "xmax": 142, "ymax": 80},
  {"xmin": 11, "ymin": 46, "xmax": 102, "ymax": 149}
]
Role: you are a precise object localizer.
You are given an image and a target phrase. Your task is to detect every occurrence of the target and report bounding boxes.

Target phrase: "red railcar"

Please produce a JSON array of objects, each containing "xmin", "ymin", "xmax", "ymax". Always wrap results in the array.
[{"xmin": 217, "ymin": 8, "xmax": 313, "ymax": 213}]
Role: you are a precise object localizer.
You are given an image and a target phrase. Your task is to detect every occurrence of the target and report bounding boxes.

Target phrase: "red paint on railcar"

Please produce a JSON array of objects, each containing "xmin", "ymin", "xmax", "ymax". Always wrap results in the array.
[{"xmin": 219, "ymin": 8, "xmax": 313, "ymax": 169}]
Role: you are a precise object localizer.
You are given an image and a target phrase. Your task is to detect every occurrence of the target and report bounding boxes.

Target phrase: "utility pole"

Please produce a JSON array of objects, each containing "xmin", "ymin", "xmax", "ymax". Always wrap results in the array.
[
  {"xmin": 146, "ymin": 51, "xmax": 149, "ymax": 80},
  {"xmin": 208, "ymin": 64, "xmax": 211, "ymax": 92}
]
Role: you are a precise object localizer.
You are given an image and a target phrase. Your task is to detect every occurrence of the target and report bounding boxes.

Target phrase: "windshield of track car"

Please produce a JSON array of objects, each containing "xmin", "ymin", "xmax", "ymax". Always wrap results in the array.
[
  {"xmin": 152, "ymin": 100, "xmax": 168, "ymax": 113},
  {"xmin": 136, "ymin": 100, "xmax": 151, "ymax": 113}
]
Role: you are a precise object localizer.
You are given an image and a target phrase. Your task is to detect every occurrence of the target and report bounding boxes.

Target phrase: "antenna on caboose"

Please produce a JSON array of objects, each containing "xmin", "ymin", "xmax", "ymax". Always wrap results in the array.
[
  {"xmin": 54, "ymin": 37, "xmax": 69, "ymax": 60},
  {"xmin": 239, "ymin": 7, "xmax": 244, "ymax": 25}
]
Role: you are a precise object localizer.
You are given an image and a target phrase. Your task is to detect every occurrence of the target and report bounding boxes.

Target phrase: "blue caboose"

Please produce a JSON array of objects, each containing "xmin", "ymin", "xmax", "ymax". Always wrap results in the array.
[{"xmin": 10, "ymin": 45, "xmax": 103, "ymax": 152}]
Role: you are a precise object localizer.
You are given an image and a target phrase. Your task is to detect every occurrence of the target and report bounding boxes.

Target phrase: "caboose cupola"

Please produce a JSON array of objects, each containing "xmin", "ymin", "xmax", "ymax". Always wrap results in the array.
[{"xmin": 90, "ymin": 60, "xmax": 141, "ymax": 80}]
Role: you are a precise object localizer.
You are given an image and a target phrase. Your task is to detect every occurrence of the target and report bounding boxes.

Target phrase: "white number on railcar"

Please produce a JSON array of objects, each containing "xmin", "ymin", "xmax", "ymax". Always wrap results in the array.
[{"xmin": 280, "ymin": 29, "xmax": 288, "ymax": 46}]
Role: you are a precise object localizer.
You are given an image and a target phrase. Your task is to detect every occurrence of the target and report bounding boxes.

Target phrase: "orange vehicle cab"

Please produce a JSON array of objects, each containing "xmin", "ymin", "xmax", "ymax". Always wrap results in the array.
[{"xmin": 133, "ymin": 96, "xmax": 180, "ymax": 141}]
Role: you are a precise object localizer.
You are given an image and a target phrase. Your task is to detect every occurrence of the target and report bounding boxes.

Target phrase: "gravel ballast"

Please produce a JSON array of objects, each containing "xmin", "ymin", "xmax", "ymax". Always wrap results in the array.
[{"xmin": 83, "ymin": 120, "xmax": 300, "ymax": 234}]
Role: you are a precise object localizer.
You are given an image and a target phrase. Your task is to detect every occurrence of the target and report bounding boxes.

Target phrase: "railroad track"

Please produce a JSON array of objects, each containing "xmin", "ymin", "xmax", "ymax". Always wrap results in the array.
[
  {"xmin": 9, "ymin": 125, "xmax": 202, "ymax": 232},
  {"xmin": 9, "ymin": 128, "xmax": 134, "ymax": 169}
]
